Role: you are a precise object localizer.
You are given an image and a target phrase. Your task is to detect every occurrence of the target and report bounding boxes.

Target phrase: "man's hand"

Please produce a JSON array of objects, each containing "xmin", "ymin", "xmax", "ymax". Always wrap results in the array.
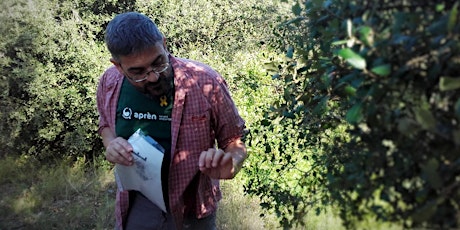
[
  {"xmin": 198, "ymin": 138, "xmax": 247, "ymax": 179},
  {"xmin": 105, "ymin": 137, "xmax": 134, "ymax": 166}
]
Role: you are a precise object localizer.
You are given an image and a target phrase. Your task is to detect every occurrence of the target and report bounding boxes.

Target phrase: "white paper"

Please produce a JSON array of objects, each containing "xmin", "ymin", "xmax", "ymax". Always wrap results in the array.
[{"xmin": 114, "ymin": 129, "xmax": 166, "ymax": 212}]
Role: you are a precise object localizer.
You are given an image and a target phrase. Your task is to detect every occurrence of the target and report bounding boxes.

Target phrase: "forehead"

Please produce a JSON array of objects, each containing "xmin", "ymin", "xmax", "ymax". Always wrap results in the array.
[{"xmin": 119, "ymin": 43, "xmax": 166, "ymax": 68}]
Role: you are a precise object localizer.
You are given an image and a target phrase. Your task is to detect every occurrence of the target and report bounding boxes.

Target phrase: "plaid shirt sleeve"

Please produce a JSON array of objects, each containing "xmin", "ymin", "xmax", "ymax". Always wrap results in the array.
[{"xmin": 96, "ymin": 66, "xmax": 123, "ymax": 135}]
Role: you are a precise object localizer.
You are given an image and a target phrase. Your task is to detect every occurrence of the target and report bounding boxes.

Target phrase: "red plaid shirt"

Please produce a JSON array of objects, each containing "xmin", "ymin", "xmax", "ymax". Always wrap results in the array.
[{"xmin": 96, "ymin": 55, "xmax": 245, "ymax": 229}]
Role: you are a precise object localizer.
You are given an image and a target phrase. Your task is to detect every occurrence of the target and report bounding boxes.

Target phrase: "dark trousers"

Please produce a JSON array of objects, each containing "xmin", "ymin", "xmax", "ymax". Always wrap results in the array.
[{"xmin": 124, "ymin": 191, "xmax": 217, "ymax": 230}]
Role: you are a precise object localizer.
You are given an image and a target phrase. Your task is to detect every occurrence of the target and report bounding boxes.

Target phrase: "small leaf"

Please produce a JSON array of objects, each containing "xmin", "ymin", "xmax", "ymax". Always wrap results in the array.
[
  {"xmin": 359, "ymin": 26, "xmax": 374, "ymax": 46},
  {"xmin": 347, "ymin": 19, "xmax": 352, "ymax": 38},
  {"xmin": 421, "ymin": 158, "xmax": 442, "ymax": 189},
  {"xmin": 371, "ymin": 64, "xmax": 391, "ymax": 76},
  {"xmin": 312, "ymin": 96, "xmax": 329, "ymax": 115},
  {"xmin": 448, "ymin": 2, "xmax": 459, "ymax": 33},
  {"xmin": 263, "ymin": 62, "xmax": 278, "ymax": 72},
  {"xmin": 331, "ymin": 40, "xmax": 348, "ymax": 46},
  {"xmin": 338, "ymin": 48, "xmax": 366, "ymax": 70},
  {"xmin": 344, "ymin": 85, "xmax": 356, "ymax": 96},
  {"xmin": 439, "ymin": 76, "xmax": 460, "ymax": 91},
  {"xmin": 292, "ymin": 2, "xmax": 302, "ymax": 16},
  {"xmin": 414, "ymin": 107, "xmax": 436, "ymax": 130},
  {"xmin": 455, "ymin": 99, "xmax": 460, "ymax": 119},
  {"xmin": 286, "ymin": 46, "xmax": 294, "ymax": 59},
  {"xmin": 346, "ymin": 103, "xmax": 363, "ymax": 124},
  {"xmin": 436, "ymin": 3, "xmax": 445, "ymax": 12}
]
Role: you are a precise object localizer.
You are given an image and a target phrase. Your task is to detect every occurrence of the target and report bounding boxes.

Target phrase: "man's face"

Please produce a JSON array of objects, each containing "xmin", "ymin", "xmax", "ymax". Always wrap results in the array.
[{"xmin": 113, "ymin": 43, "xmax": 174, "ymax": 97}]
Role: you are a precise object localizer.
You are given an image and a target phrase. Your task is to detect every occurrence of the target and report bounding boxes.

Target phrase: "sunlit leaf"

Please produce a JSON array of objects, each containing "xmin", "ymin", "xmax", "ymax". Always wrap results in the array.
[
  {"xmin": 371, "ymin": 64, "xmax": 391, "ymax": 76},
  {"xmin": 344, "ymin": 85, "xmax": 356, "ymax": 96},
  {"xmin": 331, "ymin": 40, "xmax": 348, "ymax": 46},
  {"xmin": 359, "ymin": 26, "xmax": 374, "ymax": 46},
  {"xmin": 448, "ymin": 2, "xmax": 459, "ymax": 33},
  {"xmin": 283, "ymin": 17, "xmax": 304, "ymax": 26},
  {"xmin": 436, "ymin": 3, "xmax": 445, "ymax": 12},
  {"xmin": 347, "ymin": 19, "xmax": 352, "ymax": 38},
  {"xmin": 338, "ymin": 48, "xmax": 366, "ymax": 70},
  {"xmin": 346, "ymin": 103, "xmax": 363, "ymax": 124},
  {"xmin": 439, "ymin": 76, "xmax": 460, "ymax": 91}
]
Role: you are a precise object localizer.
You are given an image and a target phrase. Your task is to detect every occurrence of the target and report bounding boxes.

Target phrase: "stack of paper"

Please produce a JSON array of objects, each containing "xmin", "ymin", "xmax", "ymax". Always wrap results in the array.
[{"xmin": 115, "ymin": 129, "xmax": 166, "ymax": 212}]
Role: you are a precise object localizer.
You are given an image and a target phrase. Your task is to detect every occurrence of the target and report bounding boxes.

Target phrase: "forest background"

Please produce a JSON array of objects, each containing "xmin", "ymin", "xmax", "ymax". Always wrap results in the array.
[{"xmin": 1, "ymin": 0, "xmax": 459, "ymax": 229}]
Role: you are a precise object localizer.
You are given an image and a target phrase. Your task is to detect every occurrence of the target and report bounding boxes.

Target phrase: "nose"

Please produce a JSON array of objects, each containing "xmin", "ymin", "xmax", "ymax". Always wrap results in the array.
[{"xmin": 145, "ymin": 70, "xmax": 160, "ymax": 82}]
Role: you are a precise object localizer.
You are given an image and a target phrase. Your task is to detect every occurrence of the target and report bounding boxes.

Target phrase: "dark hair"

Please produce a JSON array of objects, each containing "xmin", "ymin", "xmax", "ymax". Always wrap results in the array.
[{"xmin": 105, "ymin": 12, "xmax": 164, "ymax": 60}]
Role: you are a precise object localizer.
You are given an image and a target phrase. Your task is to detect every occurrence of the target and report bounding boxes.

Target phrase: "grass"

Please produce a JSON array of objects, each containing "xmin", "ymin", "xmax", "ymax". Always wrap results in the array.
[
  {"xmin": 0, "ymin": 155, "xmax": 115, "ymax": 229},
  {"xmin": 0, "ymin": 156, "xmax": 401, "ymax": 230}
]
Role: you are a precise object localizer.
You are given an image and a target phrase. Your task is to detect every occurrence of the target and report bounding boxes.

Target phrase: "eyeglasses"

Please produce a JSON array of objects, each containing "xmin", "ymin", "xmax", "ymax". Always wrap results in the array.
[{"xmin": 124, "ymin": 63, "xmax": 169, "ymax": 82}]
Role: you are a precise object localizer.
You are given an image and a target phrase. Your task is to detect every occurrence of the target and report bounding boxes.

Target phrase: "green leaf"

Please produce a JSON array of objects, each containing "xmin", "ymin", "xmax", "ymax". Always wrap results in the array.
[
  {"xmin": 312, "ymin": 96, "xmax": 329, "ymax": 115},
  {"xmin": 344, "ymin": 85, "xmax": 356, "ymax": 96},
  {"xmin": 436, "ymin": 3, "xmax": 445, "ymax": 12},
  {"xmin": 292, "ymin": 2, "xmax": 302, "ymax": 16},
  {"xmin": 455, "ymin": 99, "xmax": 460, "ymax": 119},
  {"xmin": 371, "ymin": 64, "xmax": 391, "ymax": 77},
  {"xmin": 359, "ymin": 26, "xmax": 374, "ymax": 46},
  {"xmin": 338, "ymin": 48, "xmax": 366, "ymax": 70},
  {"xmin": 448, "ymin": 2, "xmax": 459, "ymax": 33},
  {"xmin": 263, "ymin": 62, "xmax": 277, "ymax": 70},
  {"xmin": 413, "ymin": 107, "xmax": 436, "ymax": 130},
  {"xmin": 346, "ymin": 103, "xmax": 363, "ymax": 124},
  {"xmin": 347, "ymin": 19, "xmax": 352, "ymax": 38},
  {"xmin": 421, "ymin": 158, "xmax": 442, "ymax": 189},
  {"xmin": 286, "ymin": 46, "xmax": 294, "ymax": 59},
  {"xmin": 439, "ymin": 76, "xmax": 460, "ymax": 91},
  {"xmin": 331, "ymin": 40, "xmax": 348, "ymax": 46},
  {"xmin": 397, "ymin": 118, "xmax": 421, "ymax": 137}
]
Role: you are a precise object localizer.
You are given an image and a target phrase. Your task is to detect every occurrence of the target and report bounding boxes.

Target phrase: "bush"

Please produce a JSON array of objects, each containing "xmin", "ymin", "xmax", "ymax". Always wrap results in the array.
[
  {"xmin": 249, "ymin": 0, "xmax": 460, "ymax": 228},
  {"xmin": 0, "ymin": 0, "xmax": 108, "ymax": 160}
]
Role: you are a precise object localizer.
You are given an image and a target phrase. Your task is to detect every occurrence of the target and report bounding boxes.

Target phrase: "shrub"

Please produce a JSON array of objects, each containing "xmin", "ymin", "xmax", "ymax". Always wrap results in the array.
[
  {"xmin": 249, "ymin": 0, "xmax": 460, "ymax": 228},
  {"xmin": 0, "ymin": 0, "xmax": 108, "ymax": 160}
]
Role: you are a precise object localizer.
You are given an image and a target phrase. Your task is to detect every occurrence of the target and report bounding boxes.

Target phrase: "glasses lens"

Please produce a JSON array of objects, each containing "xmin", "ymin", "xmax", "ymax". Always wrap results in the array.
[
  {"xmin": 153, "ymin": 63, "xmax": 169, "ymax": 73},
  {"xmin": 128, "ymin": 63, "xmax": 169, "ymax": 82}
]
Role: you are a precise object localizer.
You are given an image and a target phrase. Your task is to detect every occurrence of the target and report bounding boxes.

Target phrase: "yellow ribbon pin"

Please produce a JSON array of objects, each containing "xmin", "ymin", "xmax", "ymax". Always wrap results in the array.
[{"xmin": 160, "ymin": 95, "xmax": 168, "ymax": 107}]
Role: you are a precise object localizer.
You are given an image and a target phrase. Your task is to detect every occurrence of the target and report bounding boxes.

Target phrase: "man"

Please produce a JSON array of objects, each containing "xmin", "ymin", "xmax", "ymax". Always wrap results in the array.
[{"xmin": 96, "ymin": 12, "xmax": 247, "ymax": 230}]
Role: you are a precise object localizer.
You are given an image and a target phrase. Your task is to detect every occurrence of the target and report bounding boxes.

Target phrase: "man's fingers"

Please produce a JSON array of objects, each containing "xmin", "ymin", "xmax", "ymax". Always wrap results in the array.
[
  {"xmin": 204, "ymin": 149, "xmax": 214, "ymax": 168},
  {"xmin": 198, "ymin": 150, "xmax": 206, "ymax": 169},
  {"xmin": 220, "ymin": 153, "xmax": 233, "ymax": 166},
  {"xmin": 106, "ymin": 138, "xmax": 133, "ymax": 165},
  {"xmin": 211, "ymin": 149, "xmax": 225, "ymax": 167}
]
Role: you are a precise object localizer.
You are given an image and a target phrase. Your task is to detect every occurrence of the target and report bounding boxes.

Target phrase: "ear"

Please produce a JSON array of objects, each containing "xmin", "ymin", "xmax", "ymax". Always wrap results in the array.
[
  {"xmin": 162, "ymin": 37, "xmax": 169, "ymax": 52},
  {"xmin": 110, "ymin": 58, "xmax": 124, "ymax": 73}
]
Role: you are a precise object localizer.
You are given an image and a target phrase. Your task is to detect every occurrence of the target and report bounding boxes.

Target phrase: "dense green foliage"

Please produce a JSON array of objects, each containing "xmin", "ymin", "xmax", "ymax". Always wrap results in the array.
[
  {"xmin": 0, "ymin": 0, "xmax": 283, "ymax": 161},
  {"xmin": 3, "ymin": 0, "xmax": 459, "ymax": 229},
  {"xmin": 1, "ymin": 0, "xmax": 108, "ymax": 160},
  {"xmin": 245, "ymin": 0, "xmax": 460, "ymax": 228}
]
